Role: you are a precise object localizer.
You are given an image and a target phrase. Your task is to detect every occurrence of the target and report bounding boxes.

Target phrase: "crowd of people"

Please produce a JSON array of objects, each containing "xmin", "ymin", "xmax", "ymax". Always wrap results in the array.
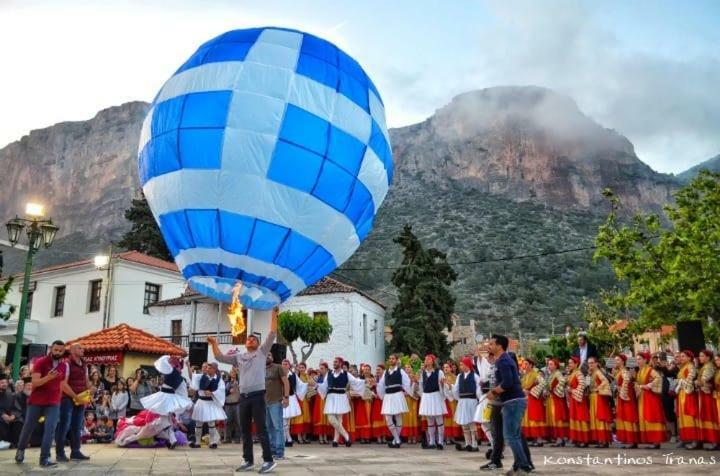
[{"xmin": 2, "ymin": 328, "xmax": 720, "ymax": 474}]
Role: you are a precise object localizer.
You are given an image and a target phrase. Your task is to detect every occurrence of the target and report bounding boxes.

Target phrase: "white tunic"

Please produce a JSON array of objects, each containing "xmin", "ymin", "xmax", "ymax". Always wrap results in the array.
[
  {"xmin": 283, "ymin": 371, "xmax": 309, "ymax": 419},
  {"xmin": 419, "ymin": 369, "xmax": 447, "ymax": 416},
  {"xmin": 317, "ymin": 370, "xmax": 365, "ymax": 415},
  {"xmin": 377, "ymin": 367, "xmax": 412, "ymax": 415},
  {"xmin": 191, "ymin": 373, "xmax": 227, "ymax": 422},
  {"xmin": 140, "ymin": 356, "xmax": 193, "ymax": 416},
  {"xmin": 453, "ymin": 371, "xmax": 482, "ymax": 425}
]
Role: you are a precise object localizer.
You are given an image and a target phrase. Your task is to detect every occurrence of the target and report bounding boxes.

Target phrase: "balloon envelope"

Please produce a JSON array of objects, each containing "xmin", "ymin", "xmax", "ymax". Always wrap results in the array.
[{"xmin": 138, "ymin": 27, "xmax": 392, "ymax": 309}]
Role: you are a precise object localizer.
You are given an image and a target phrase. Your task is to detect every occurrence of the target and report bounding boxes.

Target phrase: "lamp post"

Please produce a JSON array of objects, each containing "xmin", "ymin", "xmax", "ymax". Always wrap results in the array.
[
  {"xmin": 5, "ymin": 203, "xmax": 59, "ymax": 381},
  {"xmin": 94, "ymin": 245, "xmax": 113, "ymax": 329}
]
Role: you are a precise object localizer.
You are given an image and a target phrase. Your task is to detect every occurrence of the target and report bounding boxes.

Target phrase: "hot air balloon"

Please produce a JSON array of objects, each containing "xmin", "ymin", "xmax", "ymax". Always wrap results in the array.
[{"xmin": 138, "ymin": 27, "xmax": 392, "ymax": 312}]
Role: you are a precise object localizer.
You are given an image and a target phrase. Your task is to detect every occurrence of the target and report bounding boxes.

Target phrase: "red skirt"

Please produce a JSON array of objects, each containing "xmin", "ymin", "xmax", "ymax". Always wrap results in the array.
[
  {"xmin": 353, "ymin": 397, "xmax": 372, "ymax": 440},
  {"xmin": 615, "ymin": 397, "xmax": 639, "ymax": 444},
  {"xmin": 371, "ymin": 397, "xmax": 390, "ymax": 439},
  {"xmin": 698, "ymin": 392, "xmax": 720, "ymax": 444},
  {"xmin": 311, "ymin": 395, "xmax": 331, "ymax": 437}
]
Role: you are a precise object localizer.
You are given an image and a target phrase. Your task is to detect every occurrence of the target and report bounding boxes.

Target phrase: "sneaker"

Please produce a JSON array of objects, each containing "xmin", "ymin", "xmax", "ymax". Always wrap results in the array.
[
  {"xmin": 0, "ymin": 440, "xmax": 11, "ymax": 450},
  {"xmin": 480, "ymin": 462, "xmax": 503, "ymax": 471},
  {"xmin": 258, "ymin": 461, "xmax": 277, "ymax": 474},
  {"xmin": 70, "ymin": 452, "xmax": 90, "ymax": 460},
  {"xmin": 14, "ymin": 449, "xmax": 24, "ymax": 463},
  {"xmin": 39, "ymin": 459, "xmax": 58, "ymax": 468},
  {"xmin": 56, "ymin": 454, "xmax": 70, "ymax": 462},
  {"xmin": 274, "ymin": 455, "xmax": 285, "ymax": 460},
  {"xmin": 236, "ymin": 461, "xmax": 254, "ymax": 471}
]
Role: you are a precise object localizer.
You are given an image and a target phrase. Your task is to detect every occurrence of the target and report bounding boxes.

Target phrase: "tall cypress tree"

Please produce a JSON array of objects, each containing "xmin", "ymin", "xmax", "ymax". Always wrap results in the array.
[
  {"xmin": 389, "ymin": 225, "xmax": 457, "ymax": 360},
  {"xmin": 118, "ymin": 193, "xmax": 172, "ymax": 261}
]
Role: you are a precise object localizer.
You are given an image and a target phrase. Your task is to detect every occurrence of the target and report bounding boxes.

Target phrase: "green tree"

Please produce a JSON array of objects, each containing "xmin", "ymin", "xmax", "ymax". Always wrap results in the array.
[
  {"xmin": 278, "ymin": 310, "xmax": 333, "ymax": 364},
  {"xmin": 118, "ymin": 193, "xmax": 172, "ymax": 261},
  {"xmin": 595, "ymin": 171, "xmax": 720, "ymax": 344},
  {"xmin": 582, "ymin": 298, "xmax": 636, "ymax": 357},
  {"xmin": 0, "ymin": 255, "xmax": 16, "ymax": 321},
  {"xmin": 546, "ymin": 335, "xmax": 573, "ymax": 362},
  {"xmin": 389, "ymin": 225, "xmax": 458, "ymax": 360}
]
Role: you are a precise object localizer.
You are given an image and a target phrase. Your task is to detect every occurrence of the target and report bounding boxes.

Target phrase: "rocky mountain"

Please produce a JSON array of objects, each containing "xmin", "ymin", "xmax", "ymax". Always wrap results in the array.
[
  {"xmin": 0, "ymin": 86, "xmax": 685, "ymax": 334},
  {"xmin": 676, "ymin": 154, "xmax": 720, "ymax": 183}
]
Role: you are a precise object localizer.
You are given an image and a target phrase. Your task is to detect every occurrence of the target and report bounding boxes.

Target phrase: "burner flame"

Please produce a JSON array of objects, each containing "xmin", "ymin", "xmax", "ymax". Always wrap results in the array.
[{"xmin": 227, "ymin": 283, "xmax": 246, "ymax": 337}]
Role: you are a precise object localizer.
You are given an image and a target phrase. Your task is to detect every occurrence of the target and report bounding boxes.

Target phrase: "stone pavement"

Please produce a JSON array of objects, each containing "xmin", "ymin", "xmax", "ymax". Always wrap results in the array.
[{"xmin": 0, "ymin": 443, "xmax": 717, "ymax": 475}]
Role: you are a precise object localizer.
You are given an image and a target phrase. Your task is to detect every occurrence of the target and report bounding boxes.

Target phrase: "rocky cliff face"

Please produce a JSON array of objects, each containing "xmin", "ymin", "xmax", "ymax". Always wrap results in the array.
[
  {"xmin": 0, "ymin": 102, "xmax": 148, "ymax": 243},
  {"xmin": 391, "ymin": 86, "xmax": 676, "ymax": 213}
]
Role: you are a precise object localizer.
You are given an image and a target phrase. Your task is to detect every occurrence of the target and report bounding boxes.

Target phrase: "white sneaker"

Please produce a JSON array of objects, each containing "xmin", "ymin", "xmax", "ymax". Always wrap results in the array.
[{"xmin": 0, "ymin": 441, "xmax": 11, "ymax": 450}]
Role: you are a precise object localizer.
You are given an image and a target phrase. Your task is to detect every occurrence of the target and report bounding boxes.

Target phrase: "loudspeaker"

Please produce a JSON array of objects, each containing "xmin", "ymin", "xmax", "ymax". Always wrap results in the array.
[
  {"xmin": 677, "ymin": 321, "xmax": 705, "ymax": 355},
  {"xmin": 271, "ymin": 343, "xmax": 287, "ymax": 364},
  {"xmin": 4, "ymin": 343, "xmax": 28, "ymax": 366},
  {"xmin": 28, "ymin": 344, "xmax": 48, "ymax": 360},
  {"xmin": 188, "ymin": 341, "xmax": 208, "ymax": 367}
]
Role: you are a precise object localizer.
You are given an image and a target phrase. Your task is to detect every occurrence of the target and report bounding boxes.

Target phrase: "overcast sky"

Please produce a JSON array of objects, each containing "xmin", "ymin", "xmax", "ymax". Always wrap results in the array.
[{"xmin": 1, "ymin": 0, "xmax": 718, "ymax": 173}]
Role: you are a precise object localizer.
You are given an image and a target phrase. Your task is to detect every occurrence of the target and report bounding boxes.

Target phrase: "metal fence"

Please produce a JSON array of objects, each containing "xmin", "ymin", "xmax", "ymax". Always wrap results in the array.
[{"xmin": 159, "ymin": 332, "xmax": 236, "ymax": 348}]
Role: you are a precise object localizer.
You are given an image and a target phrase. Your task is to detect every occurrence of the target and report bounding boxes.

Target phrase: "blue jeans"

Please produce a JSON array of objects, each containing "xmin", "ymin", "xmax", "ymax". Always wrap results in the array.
[
  {"xmin": 17, "ymin": 404, "xmax": 60, "ymax": 461},
  {"xmin": 265, "ymin": 402, "xmax": 284, "ymax": 457},
  {"xmin": 55, "ymin": 398, "xmax": 85, "ymax": 456},
  {"xmin": 502, "ymin": 398, "xmax": 530, "ymax": 470}
]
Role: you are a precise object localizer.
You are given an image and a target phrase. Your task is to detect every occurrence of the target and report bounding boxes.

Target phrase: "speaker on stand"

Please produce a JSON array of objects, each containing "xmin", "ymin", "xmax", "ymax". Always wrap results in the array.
[
  {"xmin": 188, "ymin": 341, "xmax": 209, "ymax": 367},
  {"xmin": 676, "ymin": 321, "xmax": 705, "ymax": 355}
]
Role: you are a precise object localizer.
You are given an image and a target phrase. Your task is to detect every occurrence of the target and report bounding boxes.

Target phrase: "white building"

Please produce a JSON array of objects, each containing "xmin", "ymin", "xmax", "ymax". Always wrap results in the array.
[
  {"xmin": 0, "ymin": 251, "xmax": 186, "ymax": 362},
  {"xmin": 148, "ymin": 277, "xmax": 386, "ymax": 369}
]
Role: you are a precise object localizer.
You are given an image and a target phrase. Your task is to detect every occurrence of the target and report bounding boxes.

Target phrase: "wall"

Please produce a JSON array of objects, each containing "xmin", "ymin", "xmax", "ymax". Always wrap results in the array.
[
  {"xmin": 121, "ymin": 352, "xmax": 159, "ymax": 379},
  {"xmin": 0, "ymin": 260, "xmax": 185, "ymax": 360},
  {"xmin": 147, "ymin": 293, "xmax": 385, "ymax": 369}
]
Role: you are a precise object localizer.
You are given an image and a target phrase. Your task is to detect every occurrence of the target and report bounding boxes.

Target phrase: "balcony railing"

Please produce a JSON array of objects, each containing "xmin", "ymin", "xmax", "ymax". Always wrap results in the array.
[{"xmin": 159, "ymin": 332, "xmax": 237, "ymax": 348}]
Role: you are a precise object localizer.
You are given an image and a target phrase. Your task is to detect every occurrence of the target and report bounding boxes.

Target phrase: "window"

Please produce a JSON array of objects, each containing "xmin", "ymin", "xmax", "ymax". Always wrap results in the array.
[
  {"xmin": 374, "ymin": 319, "xmax": 378, "ymax": 348},
  {"xmin": 26, "ymin": 291, "xmax": 34, "ymax": 319},
  {"xmin": 89, "ymin": 279, "xmax": 102, "ymax": 313},
  {"xmin": 170, "ymin": 320, "xmax": 183, "ymax": 346},
  {"xmin": 313, "ymin": 311, "xmax": 328, "ymax": 320},
  {"xmin": 363, "ymin": 313, "xmax": 368, "ymax": 345},
  {"xmin": 144, "ymin": 283, "xmax": 161, "ymax": 314},
  {"xmin": 53, "ymin": 286, "xmax": 66, "ymax": 317}
]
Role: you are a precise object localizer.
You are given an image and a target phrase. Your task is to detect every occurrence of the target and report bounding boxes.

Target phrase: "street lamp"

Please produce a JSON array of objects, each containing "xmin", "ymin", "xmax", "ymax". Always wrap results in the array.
[
  {"xmin": 5, "ymin": 203, "xmax": 59, "ymax": 381},
  {"xmin": 94, "ymin": 245, "xmax": 113, "ymax": 329}
]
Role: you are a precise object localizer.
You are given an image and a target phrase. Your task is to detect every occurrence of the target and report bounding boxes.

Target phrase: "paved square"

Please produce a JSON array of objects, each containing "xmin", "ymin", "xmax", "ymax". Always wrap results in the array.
[{"xmin": 0, "ymin": 443, "xmax": 717, "ymax": 475}]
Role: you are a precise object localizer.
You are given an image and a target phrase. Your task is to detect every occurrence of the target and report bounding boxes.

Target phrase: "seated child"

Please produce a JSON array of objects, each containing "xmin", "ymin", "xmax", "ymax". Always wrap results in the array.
[
  {"xmin": 81, "ymin": 412, "xmax": 97, "ymax": 443},
  {"xmin": 95, "ymin": 416, "xmax": 115, "ymax": 443}
]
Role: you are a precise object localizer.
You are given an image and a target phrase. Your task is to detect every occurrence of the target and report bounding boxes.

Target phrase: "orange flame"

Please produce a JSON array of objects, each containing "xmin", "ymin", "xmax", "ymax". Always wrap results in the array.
[{"xmin": 227, "ymin": 283, "xmax": 246, "ymax": 337}]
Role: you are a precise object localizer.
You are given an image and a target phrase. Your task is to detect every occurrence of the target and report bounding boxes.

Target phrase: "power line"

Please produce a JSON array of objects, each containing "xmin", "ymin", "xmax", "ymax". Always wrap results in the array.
[{"xmin": 338, "ymin": 245, "xmax": 597, "ymax": 271}]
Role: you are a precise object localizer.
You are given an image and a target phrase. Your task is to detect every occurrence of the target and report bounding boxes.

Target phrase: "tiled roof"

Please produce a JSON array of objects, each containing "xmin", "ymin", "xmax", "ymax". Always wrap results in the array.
[
  {"xmin": 9, "ymin": 251, "xmax": 179, "ymax": 279},
  {"xmin": 298, "ymin": 277, "xmax": 387, "ymax": 309},
  {"xmin": 67, "ymin": 323, "xmax": 186, "ymax": 356},
  {"xmin": 151, "ymin": 276, "xmax": 387, "ymax": 309}
]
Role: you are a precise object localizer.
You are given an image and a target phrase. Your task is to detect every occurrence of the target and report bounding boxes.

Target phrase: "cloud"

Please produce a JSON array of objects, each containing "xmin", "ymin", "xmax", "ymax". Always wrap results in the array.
[{"xmin": 462, "ymin": 1, "xmax": 720, "ymax": 173}]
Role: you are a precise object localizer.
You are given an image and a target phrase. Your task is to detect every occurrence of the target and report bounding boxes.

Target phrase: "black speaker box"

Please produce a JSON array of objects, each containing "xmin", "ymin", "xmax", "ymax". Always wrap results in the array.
[
  {"xmin": 676, "ymin": 321, "xmax": 705, "ymax": 354},
  {"xmin": 188, "ymin": 341, "xmax": 208, "ymax": 367},
  {"xmin": 271, "ymin": 343, "xmax": 287, "ymax": 364},
  {"xmin": 28, "ymin": 343, "xmax": 48, "ymax": 360}
]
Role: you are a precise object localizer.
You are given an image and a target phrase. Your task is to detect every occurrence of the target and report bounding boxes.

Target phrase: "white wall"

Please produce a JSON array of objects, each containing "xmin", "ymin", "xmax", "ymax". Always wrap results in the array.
[
  {"xmin": 147, "ymin": 292, "xmax": 385, "ymax": 370},
  {"xmin": 0, "ymin": 260, "xmax": 185, "ymax": 360}
]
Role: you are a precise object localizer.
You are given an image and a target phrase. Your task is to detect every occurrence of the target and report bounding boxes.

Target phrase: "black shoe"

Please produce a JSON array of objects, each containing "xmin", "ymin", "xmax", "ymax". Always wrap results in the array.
[
  {"xmin": 14, "ymin": 449, "xmax": 24, "ymax": 464},
  {"xmin": 210, "ymin": 443, "xmax": 218, "ymax": 449},
  {"xmin": 39, "ymin": 459, "xmax": 58, "ymax": 468},
  {"xmin": 190, "ymin": 443, "xmax": 201, "ymax": 448},
  {"xmin": 285, "ymin": 441, "xmax": 293, "ymax": 447},
  {"xmin": 455, "ymin": 443, "xmax": 464, "ymax": 451},
  {"xmin": 436, "ymin": 444, "xmax": 444, "ymax": 450},
  {"xmin": 486, "ymin": 448, "xmax": 493, "ymax": 459},
  {"xmin": 480, "ymin": 462, "xmax": 503, "ymax": 471},
  {"xmin": 332, "ymin": 441, "xmax": 339, "ymax": 448},
  {"xmin": 426, "ymin": 444, "xmax": 436, "ymax": 450},
  {"xmin": 388, "ymin": 442, "xmax": 395, "ymax": 448},
  {"xmin": 70, "ymin": 452, "xmax": 90, "ymax": 460},
  {"xmin": 345, "ymin": 439, "xmax": 352, "ymax": 447},
  {"xmin": 56, "ymin": 454, "xmax": 70, "ymax": 463},
  {"xmin": 468, "ymin": 446, "xmax": 480, "ymax": 452},
  {"xmin": 166, "ymin": 441, "xmax": 177, "ymax": 450}
]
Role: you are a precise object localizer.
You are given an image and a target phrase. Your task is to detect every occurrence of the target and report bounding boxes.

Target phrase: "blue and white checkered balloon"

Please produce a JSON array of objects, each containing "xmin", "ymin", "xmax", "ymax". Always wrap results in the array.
[{"xmin": 138, "ymin": 27, "xmax": 392, "ymax": 310}]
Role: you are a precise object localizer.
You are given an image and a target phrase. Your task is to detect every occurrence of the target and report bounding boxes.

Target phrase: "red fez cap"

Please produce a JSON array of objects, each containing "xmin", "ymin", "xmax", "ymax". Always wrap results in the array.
[
  {"xmin": 681, "ymin": 349, "xmax": 694, "ymax": 359},
  {"xmin": 425, "ymin": 354, "xmax": 437, "ymax": 363},
  {"xmin": 638, "ymin": 352, "xmax": 651, "ymax": 361},
  {"xmin": 570, "ymin": 356, "xmax": 581, "ymax": 365},
  {"xmin": 617, "ymin": 354, "xmax": 628, "ymax": 363},
  {"xmin": 335, "ymin": 356, "xmax": 345, "ymax": 365},
  {"xmin": 461, "ymin": 357, "xmax": 473, "ymax": 370}
]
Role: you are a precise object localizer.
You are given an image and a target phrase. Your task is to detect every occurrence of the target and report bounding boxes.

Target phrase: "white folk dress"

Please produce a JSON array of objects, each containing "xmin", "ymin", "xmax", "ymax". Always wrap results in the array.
[
  {"xmin": 190, "ymin": 373, "xmax": 227, "ymax": 422},
  {"xmin": 453, "ymin": 371, "xmax": 482, "ymax": 425},
  {"xmin": 377, "ymin": 367, "xmax": 412, "ymax": 415},
  {"xmin": 317, "ymin": 370, "xmax": 365, "ymax": 415},
  {"xmin": 419, "ymin": 369, "xmax": 448, "ymax": 416},
  {"xmin": 283, "ymin": 371, "xmax": 309, "ymax": 419}
]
